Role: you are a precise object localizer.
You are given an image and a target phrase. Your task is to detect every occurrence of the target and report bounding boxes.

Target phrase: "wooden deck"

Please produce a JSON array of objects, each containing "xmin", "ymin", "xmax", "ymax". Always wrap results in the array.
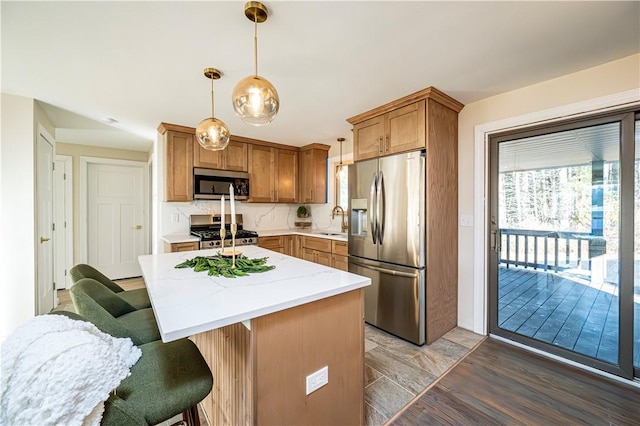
[{"xmin": 498, "ymin": 265, "xmax": 639, "ymax": 366}]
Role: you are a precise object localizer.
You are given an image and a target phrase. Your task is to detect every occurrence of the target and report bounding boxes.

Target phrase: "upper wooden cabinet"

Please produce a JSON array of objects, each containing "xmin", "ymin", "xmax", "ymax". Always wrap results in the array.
[
  {"xmin": 159, "ymin": 123, "xmax": 194, "ymax": 202},
  {"xmin": 194, "ymin": 139, "xmax": 248, "ymax": 172},
  {"xmin": 298, "ymin": 144, "xmax": 330, "ymax": 204},
  {"xmin": 248, "ymin": 145, "xmax": 298, "ymax": 203},
  {"xmin": 348, "ymin": 87, "xmax": 463, "ymax": 162}
]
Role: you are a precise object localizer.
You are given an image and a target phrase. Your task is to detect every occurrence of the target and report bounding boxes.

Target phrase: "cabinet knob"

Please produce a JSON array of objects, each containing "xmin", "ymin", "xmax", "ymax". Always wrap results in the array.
[
  {"xmin": 378, "ymin": 137, "xmax": 383, "ymax": 153},
  {"xmin": 385, "ymin": 135, "xmax": 389, "ymax": 152}
]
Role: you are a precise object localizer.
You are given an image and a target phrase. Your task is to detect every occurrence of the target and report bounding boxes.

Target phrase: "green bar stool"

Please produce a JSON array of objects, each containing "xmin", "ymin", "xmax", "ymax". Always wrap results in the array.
[
  {"xmin": 70, "ymin": 264, "xmax": 151, "ymax": 310},
  {"xmin": 52, "ymin": 311, "xmax": 213, "ymax": 426},
  {"xmin": 70, "ymin": 278, "xmax": 161, "ymax": 345}
]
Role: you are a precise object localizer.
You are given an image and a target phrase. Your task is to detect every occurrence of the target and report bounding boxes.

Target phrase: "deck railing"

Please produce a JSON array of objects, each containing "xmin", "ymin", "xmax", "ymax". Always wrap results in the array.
[{"xmin": 499, "ymin": 228, "xmax": 606, "ymax": 272}]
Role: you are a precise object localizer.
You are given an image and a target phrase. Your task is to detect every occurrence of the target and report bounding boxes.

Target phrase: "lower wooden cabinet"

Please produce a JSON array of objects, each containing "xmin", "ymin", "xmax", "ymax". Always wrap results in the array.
[
  {"xmin": 165, "ymin": 241, "xmax": 199, "ymax": 252},
  {"xmin": 259, "ymin": 234, "xmax": 347, "ymax": 270},
  {"xmin": 257, "ymin": 236, "xmax": 285, "ymax": 253}
]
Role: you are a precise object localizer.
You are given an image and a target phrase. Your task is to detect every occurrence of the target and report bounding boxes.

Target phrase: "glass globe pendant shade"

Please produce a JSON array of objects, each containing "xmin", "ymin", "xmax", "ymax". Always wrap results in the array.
[
  {"xmin": 196, "ymin": 117, "xmax": 230, "ymax": 151},
  {"xmin": 232, "ymin": 75, "xmax": 279, "ymax": 126}
]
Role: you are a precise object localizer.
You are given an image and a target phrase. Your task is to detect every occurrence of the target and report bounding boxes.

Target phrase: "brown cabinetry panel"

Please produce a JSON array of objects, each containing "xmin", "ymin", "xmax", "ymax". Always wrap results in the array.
[
  {"xmin": 332, "ymin": 240, "xmax": 348, "ymax": 256},
  {"xmin": 248, "ymin": 145, "xmax": 276, "ymax": 202},
  {"xmin": 386, "ymin": 100, "xmax": 426, "ymax": 155},
  {"xmin": 331, "ymin": 254, "xmax": 348, "ymax": 271},
  {"xmin": 302, "ymin": 236, "xmax": 333, "ymax": 253},
  {"xmin": 276, "ymin": 150, "xmax": 298, "ymax": 203},
  {"xmin": 161, "ymin": 125, "xmax": 194, "ymax": 202},
  {"xmin": 258, "ymin": 236, "xmax": 284, "ymax": 251},
  {"xmin": 352, "ymin": 115, "xmax": 384, "ymax": 161},
  {"xmin": 298, "ymin": 145, "xmax": 329, "ymax": 204},
  {"xmin": 194, "ymin": 140, "xmax": 248, "ymax": 172},
  {"xmin": 165, "ymin": 241, "xmax": 199, "ymax": 252}
]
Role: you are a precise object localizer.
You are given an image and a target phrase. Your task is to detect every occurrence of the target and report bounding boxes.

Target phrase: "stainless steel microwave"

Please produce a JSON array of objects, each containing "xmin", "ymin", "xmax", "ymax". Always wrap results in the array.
[{"xmin": 193, "ymin": 168, "xmax": 250, "ymax": 200}]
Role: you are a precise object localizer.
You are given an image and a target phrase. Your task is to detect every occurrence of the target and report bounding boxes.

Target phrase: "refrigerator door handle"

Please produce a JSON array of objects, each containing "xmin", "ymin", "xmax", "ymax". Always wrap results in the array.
[
  {"xmin": 377, "ymin": 171, "xmax": 385, "ymax": 244},
  {"xmin": 369, "ymin": 173, "xmax": 378, "ymax": 244},
  {"xmin": 349, "ymin": 259, "xmax": 418, "ymax": 279}
]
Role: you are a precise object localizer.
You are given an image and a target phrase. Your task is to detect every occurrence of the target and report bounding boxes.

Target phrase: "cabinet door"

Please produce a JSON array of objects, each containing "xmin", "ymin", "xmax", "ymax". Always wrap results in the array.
[
  {"xmin": 385, "ymin": 100, "xmax": 425, "ymax": 155},
  {"xmin": 302, "ymin": 248, "xmax": 316, "ymax": 263},
  {"xmin": 248, "ymin": 145, "xmax": 276, "ymax": 202},
  {"xmin": 258, "ymin": 236, "xmax": 283, "ymax": 251},
  {"xmin": 353, "ymin": 115, "xmax": 384, "ymax": 161},
  {"xmin": 315, "ymin": 250, "xmax": 332, "ymax": 267},
  {"xmin": 276, "ymin": 150, "xmax": 298, "ymax": 203},
  {"xmin": 331, "ymin": 254, "xmax": 348, "ymax": 271},
  {"xmin": 165, "ymin": 131, "xmax": 194, "ymax": 201},
  {"xmin": 167, "ymin": 242, "xmax": 199, "ymax": 252},
  {"xmin": 224, "ymin": 141, "xmax": 248, "ymax": 172},
  {"xmin": 302, "ymin": 236, "xmax": 332, "ymax": 253},
  {"xmin": 193, "ymin": 141, "xmax": 223, "ymax": 169},
  {"xmin": 283, "ymin": 235, "xmax": 294, "ymax": 256},
  {"xmin": 298, "ymin": 148, "xmax": 328, "ymax": 204}
]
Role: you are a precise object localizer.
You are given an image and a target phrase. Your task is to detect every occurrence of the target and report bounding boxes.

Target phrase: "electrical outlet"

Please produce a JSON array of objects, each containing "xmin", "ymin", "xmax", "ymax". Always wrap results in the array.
[{"xmin": 306, "ymin": 366, "xmax": 328, "ymax": 395}]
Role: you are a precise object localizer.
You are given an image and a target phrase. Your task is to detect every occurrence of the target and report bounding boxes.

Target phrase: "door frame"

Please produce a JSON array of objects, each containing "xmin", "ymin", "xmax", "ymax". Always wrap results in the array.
[
  {"xmin": 54, "ymin": 155, "xmax": 73, "ymax": 289},
  {"xmin": 36, "ymin": 124, "xmax": 56, "ymax": 312},
  {"xmin": 79, "ymin": 156, "xmax": 149, "ymax": 264},
  {"xmin": 472, "ymin": 89, "xmax": 640, "ymax": 336}
]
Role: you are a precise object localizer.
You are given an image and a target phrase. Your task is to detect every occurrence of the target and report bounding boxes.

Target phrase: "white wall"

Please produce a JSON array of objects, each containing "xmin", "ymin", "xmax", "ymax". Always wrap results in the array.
[
  {"xmin": 457, "ymin": 53, "xmax": 640, "ymax": 332},
  {"xmin": 1, "ymin": 93, "xmax": 36, "ymax": 341}
]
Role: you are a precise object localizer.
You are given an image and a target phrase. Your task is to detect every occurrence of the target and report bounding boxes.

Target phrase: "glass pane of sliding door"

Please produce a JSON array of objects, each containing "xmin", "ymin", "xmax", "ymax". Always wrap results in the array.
[{"xmin": 490, "ymin": 119, "xmax": 624, "ymax": 372}]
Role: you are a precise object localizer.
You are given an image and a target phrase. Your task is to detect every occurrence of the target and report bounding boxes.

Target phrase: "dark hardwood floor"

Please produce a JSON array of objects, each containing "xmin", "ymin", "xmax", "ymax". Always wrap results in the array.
[{"xmin": 391, "ymin": 338, "xmax": 640, "ymax": 425}]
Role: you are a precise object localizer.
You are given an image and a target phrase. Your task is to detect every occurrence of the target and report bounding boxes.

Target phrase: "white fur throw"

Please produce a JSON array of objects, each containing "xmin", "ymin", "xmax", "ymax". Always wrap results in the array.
[{"xmin": 0, "ymin": 314, "xmax": 142, "ymax": 426}]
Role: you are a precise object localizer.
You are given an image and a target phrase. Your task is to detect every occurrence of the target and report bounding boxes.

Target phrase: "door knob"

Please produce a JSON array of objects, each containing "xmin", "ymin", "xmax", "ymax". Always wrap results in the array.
[
  {"xmin": 40, "ymin": 237, "xmax": 50, "ymax": 243},
  {"xmin": 132, "ymin": 225, "xmax": 142, "ymax": 230}
]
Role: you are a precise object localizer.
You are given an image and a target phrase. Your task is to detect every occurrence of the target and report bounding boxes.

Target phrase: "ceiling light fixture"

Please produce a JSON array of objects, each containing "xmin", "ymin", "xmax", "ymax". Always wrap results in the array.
[
  {"xmin": 232, "ymin": 1, "xmax": 279, "ymax": 126},
  {"xmin": 336, "ymin": 137, "xmax": 346, "ymax": 177},
  {"xmin": 196, "ymin": 67, "xmax": 230, "ymax": 151}
]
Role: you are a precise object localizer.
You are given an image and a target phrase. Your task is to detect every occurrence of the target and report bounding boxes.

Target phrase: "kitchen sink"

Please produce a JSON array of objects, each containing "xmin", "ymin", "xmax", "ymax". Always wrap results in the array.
[{"xmin": 313, "ymin": 232, "xmax": 345, "ymax": 236}]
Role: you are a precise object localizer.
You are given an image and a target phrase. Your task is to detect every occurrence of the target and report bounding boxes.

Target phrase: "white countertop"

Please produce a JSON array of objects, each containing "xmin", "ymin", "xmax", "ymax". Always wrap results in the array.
[
  {"xmin": 161, "ymin": 234, "xmax": 200, "ymax": 244},
  {"xmin": 258, "ymin": 228, "xmax": 348, "ymax": 242},
  {"xmin": 138, "ymin": 246, "xmax": 369, "ymax": 342}
]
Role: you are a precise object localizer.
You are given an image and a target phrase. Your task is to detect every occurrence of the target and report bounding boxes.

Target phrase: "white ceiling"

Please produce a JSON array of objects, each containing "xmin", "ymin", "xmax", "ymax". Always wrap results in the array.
[{"xmin": 3, "ymin": 1, "xmax": 639, "ymax": 152}]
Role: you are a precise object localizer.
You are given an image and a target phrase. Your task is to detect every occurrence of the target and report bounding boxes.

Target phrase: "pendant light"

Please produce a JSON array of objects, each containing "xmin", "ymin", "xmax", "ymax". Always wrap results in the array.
[
  {"xmin": 232, "ymin": 1, "xmax": 279, "ymax": 126},
  {"xmin": 196, "ymin": 68, "xmax": 230, "ymax": 151},
  {"xmin": 336, "ymin": 138, "xmax": 346, "ymax": 178}
]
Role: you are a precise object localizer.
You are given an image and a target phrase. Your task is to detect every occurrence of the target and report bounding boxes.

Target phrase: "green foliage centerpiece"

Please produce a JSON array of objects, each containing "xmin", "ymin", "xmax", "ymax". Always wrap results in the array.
[{"xmin": 175, "ymin": 253, "xmax": 275, "ymax": 278}]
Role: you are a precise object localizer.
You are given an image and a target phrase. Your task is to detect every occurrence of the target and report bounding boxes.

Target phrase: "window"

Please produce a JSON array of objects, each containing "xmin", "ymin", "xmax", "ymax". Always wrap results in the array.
[{"xmin": 335, "ymin": 162, "xmax": 350, "ymax": 210}]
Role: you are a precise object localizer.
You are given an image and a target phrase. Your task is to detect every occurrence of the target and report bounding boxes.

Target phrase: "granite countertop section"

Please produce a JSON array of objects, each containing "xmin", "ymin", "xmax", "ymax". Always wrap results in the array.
[
  {"xmin": 161, "ymin": 234, "xmax": 200, "ymax": 244},
  {"xmin": 138, "ymin": 246, "xmax": 369, "ymax": 342},
  {"xmin": 258, "ymin": 228, "xmax": 348, "ymax": 242}
]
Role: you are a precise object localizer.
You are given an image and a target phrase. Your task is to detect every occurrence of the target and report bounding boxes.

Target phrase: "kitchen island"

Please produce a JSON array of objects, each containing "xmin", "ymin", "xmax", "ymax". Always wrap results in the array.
[{"xmin": 138, "ymin": 246, "xmax": 370, "ymax": 425}]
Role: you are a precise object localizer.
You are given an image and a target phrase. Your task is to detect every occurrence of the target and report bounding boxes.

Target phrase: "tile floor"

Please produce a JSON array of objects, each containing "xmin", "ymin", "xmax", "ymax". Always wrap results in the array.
[{"xmin": 364, "ymin": 324, "xmax": 484, "ymax": 425}]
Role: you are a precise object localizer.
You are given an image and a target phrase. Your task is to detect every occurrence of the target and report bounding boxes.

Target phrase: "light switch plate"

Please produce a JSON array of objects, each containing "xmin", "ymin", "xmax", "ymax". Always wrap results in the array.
[{"xmin": 460, "ymin": 214, "xmax": 473, "ymax": 227}]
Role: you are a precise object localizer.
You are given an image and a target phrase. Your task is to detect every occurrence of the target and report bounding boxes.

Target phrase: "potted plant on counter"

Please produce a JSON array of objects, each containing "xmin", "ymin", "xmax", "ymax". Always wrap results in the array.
[
  {"xmin": 296, "ymin": 205, "xmax": 310, "ymax": 218},
  {"xmin": 295, "ymin": 205, "xmax": 311, "ymax": 228}
]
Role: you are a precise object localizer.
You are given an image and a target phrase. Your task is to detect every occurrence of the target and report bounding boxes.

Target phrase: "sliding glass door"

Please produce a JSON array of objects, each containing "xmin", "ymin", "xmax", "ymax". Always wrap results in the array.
[{"xmin": 489, "ymin": 110, "xmax": 637, "ymax": 380}]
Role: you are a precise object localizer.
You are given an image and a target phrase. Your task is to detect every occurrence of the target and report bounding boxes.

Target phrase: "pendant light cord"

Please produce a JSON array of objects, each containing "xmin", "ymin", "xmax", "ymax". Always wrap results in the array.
[
  {"xmin": 211, "ymin": 75, "xmax": 216, "ymax": 118},
  {"xmin": 253, "ymin": 15, "xmax": 258, "ymax": 76}
]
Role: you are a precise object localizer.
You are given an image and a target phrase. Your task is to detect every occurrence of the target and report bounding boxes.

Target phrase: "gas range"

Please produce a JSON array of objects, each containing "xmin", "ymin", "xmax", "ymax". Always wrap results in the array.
[{"xmin": 190, "ymin": 214, "xmax": 259, "ymax": 249}]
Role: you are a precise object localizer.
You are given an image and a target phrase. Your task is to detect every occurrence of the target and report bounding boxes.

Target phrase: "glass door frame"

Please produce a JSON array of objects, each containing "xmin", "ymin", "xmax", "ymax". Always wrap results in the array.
[{"xmin": 487, "ymin": 109, "xmax": 636, "ymax": 380}]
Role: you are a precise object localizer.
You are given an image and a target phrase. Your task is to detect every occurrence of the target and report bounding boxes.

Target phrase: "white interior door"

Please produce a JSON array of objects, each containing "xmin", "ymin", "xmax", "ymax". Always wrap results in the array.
[
  {"xmin": 54, "ymin": 155, "xmax": 72, "ymax": 289},
  {"xmin": 87, "ymin": 162, "xmax": 145, "ymax": 279},
  {"xmin": 37, "ymin": 131, "xmax": 54, "ymax": 314}
]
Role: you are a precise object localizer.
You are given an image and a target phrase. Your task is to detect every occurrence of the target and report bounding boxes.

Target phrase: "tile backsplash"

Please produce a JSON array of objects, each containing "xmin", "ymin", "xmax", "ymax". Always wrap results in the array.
[{"xmin": 161, "ymin": 200, "xmax": 344, "ymax": 236}]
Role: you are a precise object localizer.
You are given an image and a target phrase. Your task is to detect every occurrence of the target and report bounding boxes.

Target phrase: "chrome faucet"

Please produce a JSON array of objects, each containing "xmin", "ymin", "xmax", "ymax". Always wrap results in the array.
[{"xmin": 331, "ymin": 206, "xmax": 348, "ymax": 233}]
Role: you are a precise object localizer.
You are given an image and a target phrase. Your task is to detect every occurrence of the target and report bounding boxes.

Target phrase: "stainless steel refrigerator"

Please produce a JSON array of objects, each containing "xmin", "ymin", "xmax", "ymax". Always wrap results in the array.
[{"xmin": 348, "ymin": 150, "xmax": 426, "ymax": 345}]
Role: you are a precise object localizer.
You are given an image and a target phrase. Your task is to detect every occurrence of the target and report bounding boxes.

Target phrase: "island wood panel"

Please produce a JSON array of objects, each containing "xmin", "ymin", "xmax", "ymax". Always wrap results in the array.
[
  {"xmin": 425, "ymin": 98, "xmax": 458, "ymax": 344},
  {"xmin": 191, "ymin": 289, "xmax": 364, "ymax": 426},
  {"xmin": 190, "ymin": 322, "xmax": 253, "ymax": 426},
  {"xmin": 252, "ymin": 288, "xmax": 364, "ymax": 425}
]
